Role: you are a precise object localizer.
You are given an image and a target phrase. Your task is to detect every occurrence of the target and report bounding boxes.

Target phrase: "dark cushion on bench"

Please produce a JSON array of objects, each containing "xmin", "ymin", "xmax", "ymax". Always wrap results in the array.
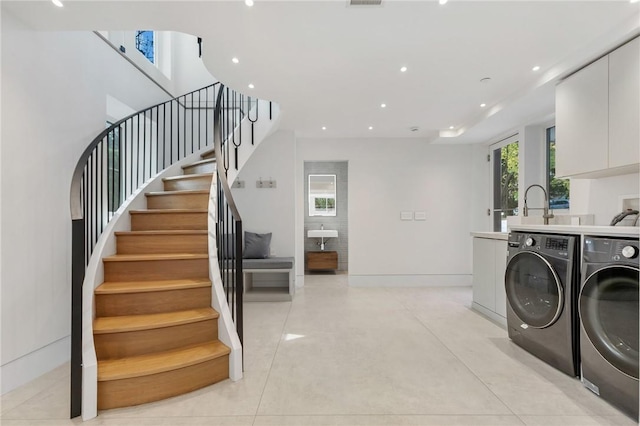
[{"xmin": 243, "ymin": 257, "xmax": 294, "ymax": 270}]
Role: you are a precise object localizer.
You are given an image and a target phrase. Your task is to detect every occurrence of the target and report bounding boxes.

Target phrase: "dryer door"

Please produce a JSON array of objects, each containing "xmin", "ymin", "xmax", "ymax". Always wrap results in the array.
[
  {"xmin": 579, "ymin": 265, "xmax": 639, "ymax": 379},
  {"xmin": 505, "ymin": 251, "xmax": 563, "ymax": 328}
]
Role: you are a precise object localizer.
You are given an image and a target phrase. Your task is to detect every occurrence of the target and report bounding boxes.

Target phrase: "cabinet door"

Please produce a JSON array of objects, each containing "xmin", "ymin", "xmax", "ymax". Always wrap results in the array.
[
  {"xmin": 609, "ymin": 37, "xmax": 640, "ymax": 169},
  {"xmin": 556, "ymin": 56, "xmax": 609, "ymax": 177},
  {"xmin": 494, "ymin": 240, "xmax": 508, "ymax": 318},
  {"xmin": 473, "ymin": 238, "xmax": 496, "ymax": 311}
]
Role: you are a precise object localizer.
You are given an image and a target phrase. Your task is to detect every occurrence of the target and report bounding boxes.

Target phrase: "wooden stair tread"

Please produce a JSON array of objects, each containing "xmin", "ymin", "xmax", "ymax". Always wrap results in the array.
[
  {"xmin": 103, "ymin": 253, "xmax": 208, "ymax": 262},
  {"xmin": 200, "ymin": 148, "xmax": 216, "ymax": 158},
  {"xmin": 182, "ymin": 158, "xmax": 215, "ymax": 168},
  {"xmin": 162, "ymin": 173, "xmax": 212, "ymax": 182},
  {"xmin": 98, "ymin": 341, "xmax": 230, "ymax": 381},
  {"xmin": 145, "ymin": 189, "xmax": 209, "ymax": 196},
  {"xmin": 94, "ymin": 308, "xmax": 218, "ymax": 334},
  {"xmin": 115, "ymin": 230, "xmax": 207, "ymax": 236},
  {"xmin": 130, "ymin": 209, "xmax": 208, "ymax": 214},
  {"xmin": 96, "ymin": 279, "xmax": 211, "ymax": 294}
]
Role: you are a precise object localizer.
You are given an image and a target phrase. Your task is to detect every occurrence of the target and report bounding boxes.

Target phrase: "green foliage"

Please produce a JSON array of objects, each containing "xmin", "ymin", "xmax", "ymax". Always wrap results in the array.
[
  {"xmin": 548, "ymin": 141, "xmax": 570, "ymax": 201},
  {"xmin": 500, "ymin": 142, "xmax": 519, "ymax": 212}
]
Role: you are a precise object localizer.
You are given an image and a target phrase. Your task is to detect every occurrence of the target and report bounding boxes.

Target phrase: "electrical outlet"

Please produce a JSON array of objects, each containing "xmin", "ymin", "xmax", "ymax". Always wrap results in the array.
[{"xmin": 232, "ymin": 180, "xmax": 245, "ymax": 189}]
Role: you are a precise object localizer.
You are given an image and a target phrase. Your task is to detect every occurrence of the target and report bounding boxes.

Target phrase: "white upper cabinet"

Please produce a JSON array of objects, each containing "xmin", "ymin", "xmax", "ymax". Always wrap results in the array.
[
  {"xmin": 556, "ymin": 56, "xmax": 609, "ymax": 177},
  {"xmin": 556, "ymin": 37, "xmax": 640, "ymax": 178},
  {"xmin": 609, "ymin": 37, "xmax": 640, "ymax": 169}
]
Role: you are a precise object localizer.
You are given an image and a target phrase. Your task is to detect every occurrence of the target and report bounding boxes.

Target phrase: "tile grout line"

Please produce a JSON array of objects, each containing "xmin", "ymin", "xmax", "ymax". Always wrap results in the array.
[
  {"xmin": 394, "ymin": 290, "xmax": 524, "ymax": 424},
  {"xmin": 251, "ymin": 300, "xmax": 295, "ymax": 426}
]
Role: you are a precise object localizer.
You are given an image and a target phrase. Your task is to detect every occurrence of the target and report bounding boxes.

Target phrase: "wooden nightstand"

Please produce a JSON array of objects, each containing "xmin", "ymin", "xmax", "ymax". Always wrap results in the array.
[{"xmin": 306, "ymin": 251, "xmax": 338, "ymax": 271}]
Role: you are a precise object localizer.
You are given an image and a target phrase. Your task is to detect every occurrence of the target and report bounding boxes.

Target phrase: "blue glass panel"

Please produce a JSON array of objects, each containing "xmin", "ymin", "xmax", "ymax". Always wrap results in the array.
[{"xmin": 135, "ymin": 31, "xmax": 154, "ymax": 64}]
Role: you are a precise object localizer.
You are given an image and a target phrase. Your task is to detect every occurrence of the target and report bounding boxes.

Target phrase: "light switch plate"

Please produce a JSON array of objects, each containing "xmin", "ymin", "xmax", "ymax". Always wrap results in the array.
[
  {"xmin": 401, "ymin": 211, "xmax": 413, "ymax": 221},
  {"xmin": 414, "ymin": 211, "xmax": 426, "ymax": 220}
]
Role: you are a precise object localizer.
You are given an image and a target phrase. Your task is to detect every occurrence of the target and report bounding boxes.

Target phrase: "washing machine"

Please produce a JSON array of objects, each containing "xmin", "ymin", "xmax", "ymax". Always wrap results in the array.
[
  {"xmin": 579, "ymin": 235, "xmax": 639, "ymax": 420},
  {"xmin": 504, "ymin": 232, "xmax": 579, "ymax": 377}
]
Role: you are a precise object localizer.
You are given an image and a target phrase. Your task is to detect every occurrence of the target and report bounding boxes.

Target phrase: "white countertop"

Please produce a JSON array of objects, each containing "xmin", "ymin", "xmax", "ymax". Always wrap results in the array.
[
  {"xmin": 509, "ymin": 224, "xmax": 639, "ymax": 238},
  {"xmin": 470, "ymin": 232, "xmax": 508, "ymax": 240}
]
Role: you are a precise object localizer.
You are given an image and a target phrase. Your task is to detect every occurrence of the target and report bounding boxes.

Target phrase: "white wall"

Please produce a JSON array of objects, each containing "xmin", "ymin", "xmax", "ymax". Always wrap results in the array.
[
  {"xmin": 296, "ymin": 138, "xmax": 475, "ymax": 286},
  {"xmin": 0, "ymin": 11, "xmax": 177, "ymax": 394},
  {"xmin": 105, "ymin": 30, "xmax": 215, "ymax": 97},
  {"xmin": 231, "ymin": 130, "xmax": 296, "ymax": 258},
  {"xmin": 570, "ymin": 173, "xmax": 640, "ymax": 225}
]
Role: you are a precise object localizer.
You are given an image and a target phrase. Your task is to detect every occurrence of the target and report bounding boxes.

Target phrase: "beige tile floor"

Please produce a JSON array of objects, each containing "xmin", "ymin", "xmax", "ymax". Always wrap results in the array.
[{"xmin": 1, "ymin": 274, "xmax": 637, "ymax": 426}]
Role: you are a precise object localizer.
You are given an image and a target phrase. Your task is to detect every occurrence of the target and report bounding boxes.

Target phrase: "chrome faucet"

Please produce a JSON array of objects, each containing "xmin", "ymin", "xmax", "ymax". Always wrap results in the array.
[{"xmin": 523, "ymin": 184, "xmax": 555, "ymax": 225}]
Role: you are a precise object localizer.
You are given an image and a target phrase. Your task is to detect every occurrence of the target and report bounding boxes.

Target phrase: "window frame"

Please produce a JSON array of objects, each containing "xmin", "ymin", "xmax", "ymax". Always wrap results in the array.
[{"xmin": 546, "ymin": 125, "xmax": 570, "ymax": 212}]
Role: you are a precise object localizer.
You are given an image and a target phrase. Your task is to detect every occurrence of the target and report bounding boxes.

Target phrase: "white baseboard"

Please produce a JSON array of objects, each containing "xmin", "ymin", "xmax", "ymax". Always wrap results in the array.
[
  {"xmin": 1, "ymin": 336, "xmax": 70, "ymax": 394},
  {"xmin": 471, "ymin": 302, "xmax": 507, "ymax": 329},
  {"xmin": 348, "ymin": 274, "xmax": 472, "ymax": 287}
]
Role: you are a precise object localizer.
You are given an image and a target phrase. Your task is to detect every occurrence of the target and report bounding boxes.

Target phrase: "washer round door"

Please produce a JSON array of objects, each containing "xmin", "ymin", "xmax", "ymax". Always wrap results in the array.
[
  {"xmin": 579, "ymin": 265, "xmax": 639, "ymax": 380},
  {"xmin": 505, "ymin": 251, "xmax": 563, "ymax": 328}
]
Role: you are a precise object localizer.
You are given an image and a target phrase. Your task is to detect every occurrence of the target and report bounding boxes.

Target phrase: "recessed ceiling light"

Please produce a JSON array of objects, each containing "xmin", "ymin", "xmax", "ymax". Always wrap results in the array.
[
  {"xmin": 368, "ymin": 126, "xmax": 373, "ymax": 130},
  {"xmin": 449, "ymin": 126, "xmax": 454, "ymax": 129},
  {"xmin": 532, "ymin": 65, "xmax": 541, "ymax": 72},
  {"xmin": 631, "ymin": 0, "xmax": 639, "ymax": 3},
  {"xmin": 322, "ymin": 126, "xmax": 327, "ymax": 130},
  {"xmin": 232, "ymin": 57, "xmax": 239, "ymax": 64},
  {"xmin": 52, "ymin": 0, "xmax": 63, "ymax": 7},
  {"xmin": 248, "ymin": 83, "xmax": 255, "ymax": 89},
  {"xmin": 400, "ymin": 66, "xmax": 408, "ymax": 72},
  {"xmin": 380, "ymin": 103, "xmax": 387, "ymax": 108},
  {"xmin": 439, "ymin": 0, "xmax": 448, "ymax": 4},
  {"xmin": 480, "ymin": 103, "xmax": 486, "ymax": 108},
  {"xmin": 245, "ymin": 0, "xmax": 254, "ymax": 6}
]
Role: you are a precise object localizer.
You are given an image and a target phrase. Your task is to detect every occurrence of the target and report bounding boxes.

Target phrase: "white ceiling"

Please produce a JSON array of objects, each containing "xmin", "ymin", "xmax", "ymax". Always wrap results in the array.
[{"xmin": 4, "ymin": 0, "xmax": 639, "ymax": 144}]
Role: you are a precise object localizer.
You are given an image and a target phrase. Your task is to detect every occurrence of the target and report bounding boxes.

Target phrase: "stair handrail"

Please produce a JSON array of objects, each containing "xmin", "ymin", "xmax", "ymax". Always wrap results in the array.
[
  {"xmin": 213, "ymin": 84, "xmax": 244, "ymax": 352},
  {"xmin": 69, "ymin": 83, "xmax": 220, "ymax": 418}
]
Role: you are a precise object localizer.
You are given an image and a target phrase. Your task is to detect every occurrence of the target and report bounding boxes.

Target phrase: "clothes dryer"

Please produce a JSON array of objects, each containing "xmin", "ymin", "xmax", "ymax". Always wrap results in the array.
[
  {"xmin": 505, "ymin": 232, "xmax": 579, "ymax": 377},
  {"xmin": 579, "ymin": 235, "xmax": 639, "ymax": 420}
]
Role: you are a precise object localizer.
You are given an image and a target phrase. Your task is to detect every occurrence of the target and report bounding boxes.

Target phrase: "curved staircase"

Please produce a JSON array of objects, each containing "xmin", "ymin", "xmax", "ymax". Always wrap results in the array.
[{"xmin": 93, "ymin": 149, "xmax": 230, "ymax": 410}]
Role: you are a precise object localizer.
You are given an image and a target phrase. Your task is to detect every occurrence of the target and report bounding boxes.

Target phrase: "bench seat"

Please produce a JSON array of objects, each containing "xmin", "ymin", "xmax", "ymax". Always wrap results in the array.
[{"xmin": 242, "ymin": 257, "xmax": 295, "ymax": 302}]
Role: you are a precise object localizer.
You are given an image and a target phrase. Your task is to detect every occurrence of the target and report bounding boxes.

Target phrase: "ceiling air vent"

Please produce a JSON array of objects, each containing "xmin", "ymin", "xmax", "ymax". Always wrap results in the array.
[{"xmin": 348, "ymin": 0, "xmax": 383, "ymax": 6}]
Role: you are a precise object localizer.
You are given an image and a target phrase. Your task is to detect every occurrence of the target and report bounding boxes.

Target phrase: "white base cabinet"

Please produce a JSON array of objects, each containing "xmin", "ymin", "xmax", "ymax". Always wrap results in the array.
[{"xmin": 472, "ymin": 236, "xmax": 508, "ymax": 325}]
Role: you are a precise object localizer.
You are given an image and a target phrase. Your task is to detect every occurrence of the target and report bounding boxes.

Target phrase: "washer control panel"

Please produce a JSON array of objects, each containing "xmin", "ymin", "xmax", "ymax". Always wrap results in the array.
[
  {"xmin": 508, "ymin": 232, "xmax": 574, "ymax": 259},
  {"xmin": 583, "ymin": 237, "xmax": 639, "ymax": 266}
]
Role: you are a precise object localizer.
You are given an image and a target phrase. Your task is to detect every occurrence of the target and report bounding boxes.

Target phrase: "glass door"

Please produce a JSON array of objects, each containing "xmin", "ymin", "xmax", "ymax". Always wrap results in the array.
[
  {"xmin": 491, "ymin": 135, "xmax": 519, "ymax": 232},
  {"xmin": 505, "ymin": 251, "xmax": 563, "ymax": 328},
  {"xmin": 580, "ymin": 266, "xmax": 639, "ymax": 378}
]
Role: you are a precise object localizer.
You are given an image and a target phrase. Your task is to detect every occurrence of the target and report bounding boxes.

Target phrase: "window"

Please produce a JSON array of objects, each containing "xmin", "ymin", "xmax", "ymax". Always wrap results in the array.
[
  {"xmin": 135, "ymin": 31, "xmax": 155, "ymax": 64},
  {"xmin": 492, "ymin": 136, "xmax": 519, "ymax": 232},
  {"xmin": 546, "ymin": 126, "xmax": 570, "ymax": 210},
  {"xmin": 106, "ymin": 123, "xmax": 122, "ymax": 214}
]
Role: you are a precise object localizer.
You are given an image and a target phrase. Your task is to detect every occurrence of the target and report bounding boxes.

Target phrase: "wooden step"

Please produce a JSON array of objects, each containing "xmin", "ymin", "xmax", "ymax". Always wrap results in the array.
[
  {"xmin": 200, "ymin": 148, "xmax": 216, "ymax": 160},
  {"xmin": 182, "ymin": 158, "xmax": 216, "ymax": 175},
  {"xmin": 97, "ymin": 341, "xmax": 229, "ymax": 409},
  {"xmin": 115, "ymin": 230, "xmax": 208, "ymax": 255},
  {"xmin": 95, "ymin": 279, "xmax": 212, "ymax": 317},
  {"xmin": 145, "ymin": 190, "xmax": 209, "ymax": 210},
  {"xmin": 130, "ymin": 209, "xmax": 208, "ymax": 231},
  {"xmin": 94, "ymin": 308, "xmax": 219, "ymax": 359},
  {"xmin": 103, "ymin": 253, "xmax": 209, "ymax": 282},
  {"xmin": 162, "ymin": 173, "xmax": 213, "ymax": 191}
]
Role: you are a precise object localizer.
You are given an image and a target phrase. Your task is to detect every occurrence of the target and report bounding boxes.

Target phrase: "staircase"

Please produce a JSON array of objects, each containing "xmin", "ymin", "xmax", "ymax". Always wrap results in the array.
[{"xmin": 92, "ymin": 149, "xmax": 230, "ymax": 410}]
